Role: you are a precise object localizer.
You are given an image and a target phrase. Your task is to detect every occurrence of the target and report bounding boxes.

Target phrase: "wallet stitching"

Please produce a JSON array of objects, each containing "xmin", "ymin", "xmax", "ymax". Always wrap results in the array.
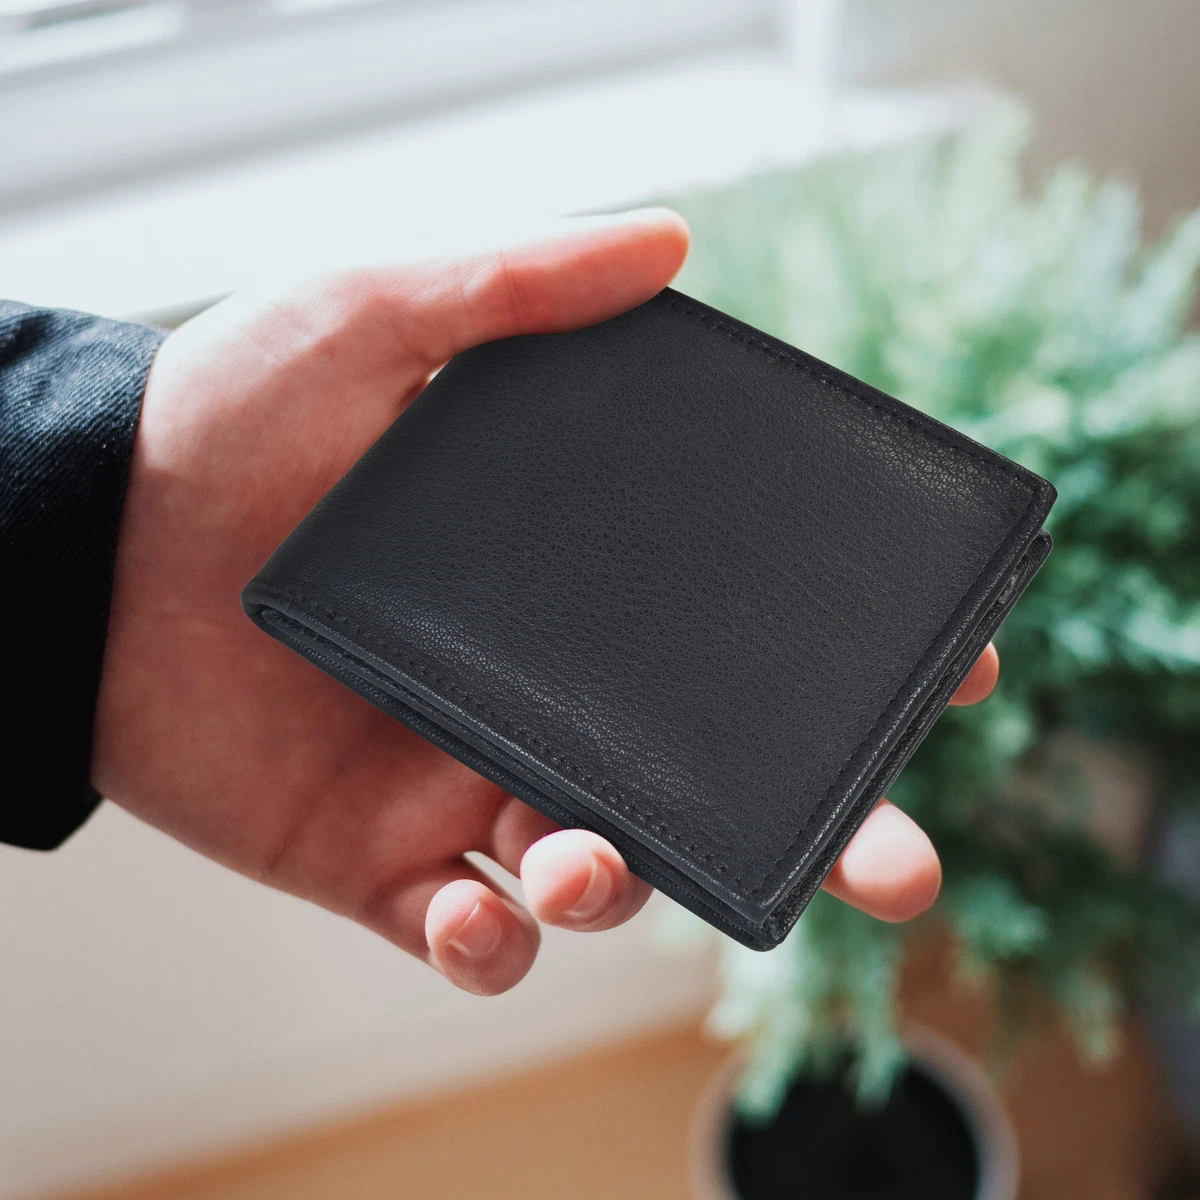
[
  {"xmin": 651, "ymin": 294, "xmax": 1044, "ymax": 898},
  {"xmin": 661, "ymin": 292, "xmax": 1035, "ymax": 490},
  {"xmin": 266, "ymin": 588, "xmax": 746, "ymax": 883},
  {"xmin": 260, "ymin": 475, "xmax": 1025, "ymax": 906},
  {"xmin": 262, "ymin": 609, "xmax": 771, "ymax": 944},
  {"xmin": 748, "ymin": 484, "xmax": 1042, "ymax": 901},
  {"xmin": 256, "ymin": 299, "xmax": 1045, "ymax": 907}
]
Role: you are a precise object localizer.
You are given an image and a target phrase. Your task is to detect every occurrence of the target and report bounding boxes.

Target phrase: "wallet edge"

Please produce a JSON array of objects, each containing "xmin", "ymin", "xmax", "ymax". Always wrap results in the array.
[
  {"xmin": 242, "ymin": 592, "xmax": 780, "ymax": 948},
  {"xmin": 239, "ymin": 287, "xmax": 1061, "ymax": 948},
  {"xmin": 243, "ymin": 527, "xmax": 1051, "ymax": 950}
]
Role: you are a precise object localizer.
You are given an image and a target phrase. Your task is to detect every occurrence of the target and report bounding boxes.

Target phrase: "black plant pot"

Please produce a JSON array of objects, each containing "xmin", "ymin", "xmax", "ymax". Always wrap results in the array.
[{"xmin": 690, "ymin": 1028, "xmax": 1018, "ymax": 1200}]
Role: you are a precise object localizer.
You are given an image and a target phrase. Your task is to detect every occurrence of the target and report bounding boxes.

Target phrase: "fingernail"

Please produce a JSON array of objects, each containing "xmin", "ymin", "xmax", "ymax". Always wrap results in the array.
[
  {"xmin": 564, "ymin": 858, "xmax": 614, "ymax": 921},
  {"xmin": 447, "ymin": 901, "xmax": 502, "ymax": 959}
]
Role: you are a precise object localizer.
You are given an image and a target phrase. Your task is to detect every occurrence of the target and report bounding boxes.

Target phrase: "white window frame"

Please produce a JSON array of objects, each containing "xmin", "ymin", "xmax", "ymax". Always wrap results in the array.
[{"xmin": 0, "ymin": 0, "xmax": 779, "ymax": 212}]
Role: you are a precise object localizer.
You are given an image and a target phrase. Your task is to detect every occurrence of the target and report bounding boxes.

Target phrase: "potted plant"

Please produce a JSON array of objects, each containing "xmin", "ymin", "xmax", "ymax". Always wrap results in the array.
[{"xmin": 660, "ymin": 108, "xmax": 1200, "ymax": 1199}]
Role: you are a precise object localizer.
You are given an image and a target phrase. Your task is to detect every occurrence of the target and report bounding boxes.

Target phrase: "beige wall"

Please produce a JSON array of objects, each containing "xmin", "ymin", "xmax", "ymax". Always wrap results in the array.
[{"xmin": 840, "ymin": 0, "xmax": 1200, "ymax": 232}]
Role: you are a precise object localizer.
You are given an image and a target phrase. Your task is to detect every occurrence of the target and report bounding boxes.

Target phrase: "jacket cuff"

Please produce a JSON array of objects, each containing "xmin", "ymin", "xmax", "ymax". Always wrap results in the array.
[{"xmin": 1, "ymin": 303, "xmax": 167, "ymax": 849}]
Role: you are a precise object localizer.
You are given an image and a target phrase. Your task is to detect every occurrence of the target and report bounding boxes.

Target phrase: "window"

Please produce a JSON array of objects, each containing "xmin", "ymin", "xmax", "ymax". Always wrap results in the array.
[{"xmin": 0, "ymin": 0, "xmax": 779, "ymax": 212}]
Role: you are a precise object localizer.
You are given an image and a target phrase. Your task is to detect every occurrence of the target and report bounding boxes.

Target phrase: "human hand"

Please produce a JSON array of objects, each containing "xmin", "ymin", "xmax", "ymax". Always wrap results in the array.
[{"xmin": 93, "ymin": 210, "xmax": 999, "ymax": 994}]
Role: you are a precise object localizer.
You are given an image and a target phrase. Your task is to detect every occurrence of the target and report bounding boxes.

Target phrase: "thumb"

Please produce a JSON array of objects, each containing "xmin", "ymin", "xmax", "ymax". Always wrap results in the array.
[
  {"xmin": 153, "ymin": 207, "xmax": 689, "ymax": 450},
  {"xmin": 344, "ymin": 207, "xmax": 691, "ymax": 368}
]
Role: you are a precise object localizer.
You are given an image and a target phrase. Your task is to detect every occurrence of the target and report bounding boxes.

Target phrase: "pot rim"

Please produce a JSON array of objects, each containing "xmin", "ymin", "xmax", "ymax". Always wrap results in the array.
[{"xmin": 688, "ymin": 1024, "xmax": 1020, "ymax": 1200}]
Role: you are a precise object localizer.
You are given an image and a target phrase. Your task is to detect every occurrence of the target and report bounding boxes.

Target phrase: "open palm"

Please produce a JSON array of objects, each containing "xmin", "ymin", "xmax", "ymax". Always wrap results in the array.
[{"xmin": 93, "ymin": 211, "xmax": 990, "ymax": 995}]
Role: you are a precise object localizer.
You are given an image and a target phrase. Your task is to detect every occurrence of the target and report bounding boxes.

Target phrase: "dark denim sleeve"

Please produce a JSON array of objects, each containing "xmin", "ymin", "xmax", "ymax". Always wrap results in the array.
[{"xmin": 0, "ymin": 302, "xmax": 166, "ymax": 849}]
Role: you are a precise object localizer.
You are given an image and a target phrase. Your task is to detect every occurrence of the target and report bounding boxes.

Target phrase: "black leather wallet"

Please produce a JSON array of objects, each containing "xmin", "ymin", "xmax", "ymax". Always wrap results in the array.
[{"xmin": 243, "ymin": 288, "xmax": 1055, "ymax": 949}]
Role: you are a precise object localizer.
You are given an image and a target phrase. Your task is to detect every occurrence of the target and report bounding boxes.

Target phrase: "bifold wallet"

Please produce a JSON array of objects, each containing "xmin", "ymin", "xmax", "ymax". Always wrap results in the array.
[{"xmin": 243, "ymin": 287, "xmax": 1055, "ymax": 950}]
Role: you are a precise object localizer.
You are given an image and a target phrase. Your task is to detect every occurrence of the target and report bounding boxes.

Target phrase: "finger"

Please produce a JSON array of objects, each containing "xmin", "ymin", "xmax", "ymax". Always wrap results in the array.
[
  {"xmin": 360, "ymin": 858, "xmax": 540, "ymax": 996},
  {"xmin": 487, "ymin": 794, "xmax": 562, "ymax": 877},
  {"xmin": 821, "ymin": 800, "xmax": 941, "ymax": 922},
  {"xmin": 365, "ymin": 207, "xmax": 690, "ymax": 367},
  {"xmin": 521, "ymin": 828, "xmax": 653, "ymax": 932},
  {"xmin": 950, "ymin": 642, "xmax": 1000, "ymax": 706}
]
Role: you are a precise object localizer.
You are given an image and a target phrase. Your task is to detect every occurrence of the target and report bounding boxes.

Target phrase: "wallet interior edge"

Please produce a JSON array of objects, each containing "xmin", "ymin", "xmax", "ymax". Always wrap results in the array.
[
  {"xmin": 759, "ymin": 527, "xmax": 1053, "ymax": 944},
  {"xmin": 245, "ymin": 601, "xmax": 774, "ymax": 948},
  {"xmin": 244, "ymin": 528, "xmax": 1051, "ymax": 952}
]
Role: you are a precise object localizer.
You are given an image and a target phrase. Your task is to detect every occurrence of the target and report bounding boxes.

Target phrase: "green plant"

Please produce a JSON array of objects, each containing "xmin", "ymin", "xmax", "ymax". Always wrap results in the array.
[{"xmin": 660, "ymin": 108, "xmax": 1200, "ymax": 1118}]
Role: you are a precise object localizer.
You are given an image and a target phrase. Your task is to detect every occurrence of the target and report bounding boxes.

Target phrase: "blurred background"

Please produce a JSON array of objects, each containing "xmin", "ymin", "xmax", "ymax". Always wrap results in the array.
[{"xmin": 3, "ymin": 3, "xmax": 1200, "ymax": 1199}]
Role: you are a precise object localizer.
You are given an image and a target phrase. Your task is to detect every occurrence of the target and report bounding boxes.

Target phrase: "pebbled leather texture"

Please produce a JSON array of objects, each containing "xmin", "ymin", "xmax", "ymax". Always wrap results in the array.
[{"xmin": 243, "ymin": 288, "xmax": 1056, "ymax": 949}]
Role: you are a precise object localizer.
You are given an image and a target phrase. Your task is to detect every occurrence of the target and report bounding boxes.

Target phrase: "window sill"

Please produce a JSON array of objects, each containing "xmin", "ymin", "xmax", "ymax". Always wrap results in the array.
[{"xmin": 0, "ymin": 54, "xmax": 998, "ymax": 323}]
